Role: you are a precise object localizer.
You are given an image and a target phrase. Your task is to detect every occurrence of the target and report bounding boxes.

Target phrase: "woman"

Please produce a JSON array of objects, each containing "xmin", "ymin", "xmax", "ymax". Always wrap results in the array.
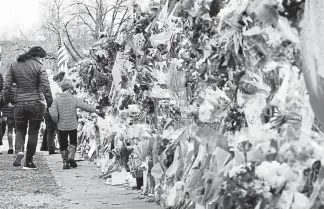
[{"xmin": 4, "ymin": 46, "xmax": 53, "ymax": 169}]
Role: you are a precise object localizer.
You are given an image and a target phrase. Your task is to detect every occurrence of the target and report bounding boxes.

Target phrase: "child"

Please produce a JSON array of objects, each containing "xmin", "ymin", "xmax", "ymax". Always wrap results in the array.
[{"xmin": 49, "ymin": 79, "xmax": 97, "ymax": 169}]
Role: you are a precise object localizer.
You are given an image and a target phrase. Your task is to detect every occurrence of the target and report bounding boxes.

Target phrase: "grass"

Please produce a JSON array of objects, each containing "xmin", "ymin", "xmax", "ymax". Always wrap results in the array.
[{"xmin": 0, "ymin": 153, "xmax": 67, "ymax": 209}]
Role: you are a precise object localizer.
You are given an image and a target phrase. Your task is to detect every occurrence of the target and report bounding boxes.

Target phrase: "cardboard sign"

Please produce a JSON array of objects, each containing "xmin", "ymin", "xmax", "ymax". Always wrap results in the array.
[
  {"xmin": 111, "ymin": 52, "xmax": 123, "ymax": 91},
  {"xmin": 111, "ymin": 168, "xmax": 128, "ymax": 185},
  {"xmin": 243, "ymin": 93, "xmax": 266, "ymax": 128}
]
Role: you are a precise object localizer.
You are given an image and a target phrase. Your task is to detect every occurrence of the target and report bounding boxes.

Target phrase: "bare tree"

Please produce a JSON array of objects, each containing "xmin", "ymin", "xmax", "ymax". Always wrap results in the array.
[
  {"xmin": 71, "ymin": 0, "xmax": 108, "ymax": 40},
  {"xmin": 108, "ymin": 0, "xmax": 130, "ymax": 41},
  {"xmin": 41, "ymin": 0, "xmax": 85, "ymax": 61},
  {"xmin": 71, "ymin": 0, "xmax": 130, "ymax": 41},
  {"xmin": 40, "ymin": 0, "xmax": 132, "ymax": 64},
  {"xmin": 41, "ymin": 0, "xmax": 65, "ymax": 35}
]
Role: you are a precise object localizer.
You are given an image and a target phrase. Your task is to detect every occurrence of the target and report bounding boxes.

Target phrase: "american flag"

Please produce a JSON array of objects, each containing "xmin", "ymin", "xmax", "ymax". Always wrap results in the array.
[{"xmin": 57, "ymin": 36, "xmax": 69, "ymax": 74}]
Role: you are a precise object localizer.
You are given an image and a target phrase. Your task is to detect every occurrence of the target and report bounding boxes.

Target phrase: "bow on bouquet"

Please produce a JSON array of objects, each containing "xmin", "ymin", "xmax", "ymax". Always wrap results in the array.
[
  {"xmin": 261, "ymin": 105, "xmax": 301, "ymax": 129},
  {"xmin": 301, "ymin": 160, "xmax": 322, "ymax": 197}
]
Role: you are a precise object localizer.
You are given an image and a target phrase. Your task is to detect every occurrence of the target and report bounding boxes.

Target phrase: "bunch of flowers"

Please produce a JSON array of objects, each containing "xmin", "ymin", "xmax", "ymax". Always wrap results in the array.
[
  {"xmin": 128, "ymin": 153, "xmax": 144, "ymax": 178},
  {"xmin": 255, "ymin": 161, "xmax": 290, "ymax": 193},
  {"xmin": 114, "ymin": 144, "xmax": 134, "ymax": 170},
  {"xmin": 219, "ymin": 162, "xmax": 272, "ymax": 209}
]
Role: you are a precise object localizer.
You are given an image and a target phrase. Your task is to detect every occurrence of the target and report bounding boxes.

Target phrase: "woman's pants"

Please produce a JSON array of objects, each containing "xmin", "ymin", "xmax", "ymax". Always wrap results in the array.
[
  {"xmin": 58, "ymin": 129, "xmax": 77, "ymax": 151},
  {"xmin": 14, "ymin": 101, "xmax": 44, "ymax": 160}
]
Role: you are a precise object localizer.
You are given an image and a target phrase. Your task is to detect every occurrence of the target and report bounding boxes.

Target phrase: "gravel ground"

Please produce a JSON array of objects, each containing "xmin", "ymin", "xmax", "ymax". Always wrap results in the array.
[{"xmin": 0, "ymin": 153, "xmax": 67, "ymax": 209}]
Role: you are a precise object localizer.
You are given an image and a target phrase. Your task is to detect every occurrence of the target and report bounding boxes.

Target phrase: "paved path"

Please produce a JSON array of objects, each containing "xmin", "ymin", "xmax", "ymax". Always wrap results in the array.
[
  {"xmin": 45, "ymin": 148, "xmax": 161, "ymax": 209},
  {"xmin": 1, "ymin": 139, "xmax": 160, "ymax": 209},
  {"xmin": 0, "ymin": 138, "xmax": 161, "ymax": 209}
]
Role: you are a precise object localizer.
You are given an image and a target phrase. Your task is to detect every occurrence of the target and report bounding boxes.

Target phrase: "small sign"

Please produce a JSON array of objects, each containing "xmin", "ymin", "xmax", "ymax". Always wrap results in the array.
[{"xmin": 111, "ymin": 52, "xmax": 123, "ymax": 91}]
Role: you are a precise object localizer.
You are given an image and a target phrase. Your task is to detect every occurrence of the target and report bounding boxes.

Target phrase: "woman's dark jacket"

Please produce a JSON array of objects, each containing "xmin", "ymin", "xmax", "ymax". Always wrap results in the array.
[{"xmin": 3, "ymin": 58, "xmax": 53, "ymax": 107}]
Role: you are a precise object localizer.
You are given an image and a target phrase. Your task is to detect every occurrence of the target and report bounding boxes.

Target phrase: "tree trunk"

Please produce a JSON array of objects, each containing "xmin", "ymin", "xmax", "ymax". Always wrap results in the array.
[{"xmin": 94, "ymin": 0, "xmax": 105, "ymax": 40}]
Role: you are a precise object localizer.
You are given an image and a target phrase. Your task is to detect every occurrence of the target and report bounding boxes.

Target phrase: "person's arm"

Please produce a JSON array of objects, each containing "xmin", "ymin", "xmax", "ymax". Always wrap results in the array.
[
  {"xmin": 3, "ymin": 66, "xmax": 14, "ymax": 105},
  {"xmin": 49, "ymin": 99, "xmax": 59, "ymax": 123},
  {"xmin": 39, "ymin": 68, "xmax": 53, "ymax": 107},
  {"xmin": 76, "ymin": 98, "xmax": 96, "ymax": 113}
]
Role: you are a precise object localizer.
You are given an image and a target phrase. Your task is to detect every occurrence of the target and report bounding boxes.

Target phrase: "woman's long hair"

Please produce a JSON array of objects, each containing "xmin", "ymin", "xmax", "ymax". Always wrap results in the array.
[
  {"xmin": 17, "ymin": 53, "xmax": 33, "ymax": 62},
  {"xmin": 17, "ymin": 46, "xmax": 46, "ymax": 62}
]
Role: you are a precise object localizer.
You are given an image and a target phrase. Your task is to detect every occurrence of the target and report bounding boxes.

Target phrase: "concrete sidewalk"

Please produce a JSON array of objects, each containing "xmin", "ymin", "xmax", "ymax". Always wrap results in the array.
[
  {"xmin": 45, "ymin": 151, "xmax": 161, "ymax": 209},
  {"xmin": 1, "ymin": 138, "xmax": 160, "ymax": 209}
]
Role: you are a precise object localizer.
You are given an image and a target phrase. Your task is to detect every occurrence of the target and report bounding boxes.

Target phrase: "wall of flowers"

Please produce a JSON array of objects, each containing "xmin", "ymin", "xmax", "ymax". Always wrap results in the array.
[{"xmin": 55, "ymin": 0, "xmax": 324, "ymax": 208}]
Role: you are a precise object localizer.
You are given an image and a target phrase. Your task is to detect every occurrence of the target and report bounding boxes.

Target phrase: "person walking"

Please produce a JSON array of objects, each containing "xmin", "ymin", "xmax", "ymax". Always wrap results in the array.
[
  {"xmin": 0, "ymin": 117, "xmax": 7, "ymax": 154},
  {"xmin": 2, "ymin": 83, "xmax": 17, "ymax": 154},
  {"xmin": 49, "ymin": 79, "xmax": 97, "ymax": 169},
  {"xmin": 40, "ymin": 69, "xmax": 61, "ymax": 155},
  {"xmin": 3, "ymin": 46, "xmax": 53, "ymax": 169},
  {"xmin": 40, "ymin": 112, "xmax": 59, "ymax": 154},
  {"xmin": 0, "ymin": 72, "xmax": 7, "ymax": 154}
]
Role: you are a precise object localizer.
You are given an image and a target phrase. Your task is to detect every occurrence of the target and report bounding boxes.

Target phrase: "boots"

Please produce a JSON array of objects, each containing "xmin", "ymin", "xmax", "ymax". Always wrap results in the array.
[
  {"xmin": 61, "ymin": 150, "xmax": 70, "ymax": 169},
  {"xmin": 68, "ymin": 145, "xmax": 78, "ymax": 168}
]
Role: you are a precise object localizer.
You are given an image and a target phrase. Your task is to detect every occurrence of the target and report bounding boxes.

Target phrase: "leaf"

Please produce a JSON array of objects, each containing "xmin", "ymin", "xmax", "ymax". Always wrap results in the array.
[
  {"xmin": 222, "ymin": 194, "xmax": 233, "ymax": 209},
  {"xmin": 181, "ymin": 0, "xmax": 193, "ymax": 10},
  {"xmin": 243, "ymin": 26, "xmax": 263, "ymax": 36},
  {"xmin": 209, "ymin": 0, "xmax": 221, "ymax": 17},
  {"xmin": 278, "ymin": 16, "xmax": 300, "ymax": 44},
  {"xmin": 168, "ymin": 0, "xmax": 179, "ymax": 14},
  {"xmin": 256, "ymin": 4, "xmax": 278, "ymax": 26},
  {"xmin": 247, "ymin": 1, "xmax": 279, "ymax": 27}
]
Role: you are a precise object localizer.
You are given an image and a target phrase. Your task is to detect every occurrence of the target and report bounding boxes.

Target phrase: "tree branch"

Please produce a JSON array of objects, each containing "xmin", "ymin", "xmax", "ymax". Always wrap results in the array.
[
  {"xmin": 70, "ymin": 2, "xmax": 97, "ymax": 10},
  {"xmin": 103, "ymin": 5, "xmax": 115, "ymax": 21},
  {"xmin": 43, "ymin": 26, "xmax": 60, "ymax": 34},
  {"xmin": 64, "ymin": 22, "xmax": 84, "ymax": 60},
  {"xmin": 49, "ymin": 22, "xmax": 60, "ymax": 33},
  {"xmin": 82, "ymin": 3, "xmax": 97, "ymax": 23},
  {"xmin": 114, "ymin": 8, "xmax": 129, "ymax": 38},
  {"xmin": 78, "ymin": 15, "xmax": 95, "ymax": 32},
  {"xmin": 64, "ymin": 42, "xmax": 78, "ymax": 62},
  {"xmin": 107, "ymin": 0, "xmax": 121, "ymax": 40}
]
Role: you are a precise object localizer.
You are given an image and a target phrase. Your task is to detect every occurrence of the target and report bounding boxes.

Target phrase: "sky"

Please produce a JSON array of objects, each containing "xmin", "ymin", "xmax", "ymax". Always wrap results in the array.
[{"xmin": 0, "ymin": 0, "xmax": 44, "ymax": 40}]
